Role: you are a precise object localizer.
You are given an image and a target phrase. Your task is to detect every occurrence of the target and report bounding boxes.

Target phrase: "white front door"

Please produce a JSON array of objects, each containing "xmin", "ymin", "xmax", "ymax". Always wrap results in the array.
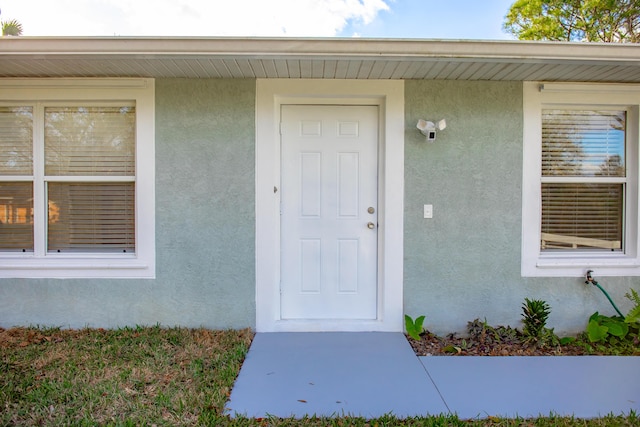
[{"xmin": 280, "ymin": 105, "xmax": 379, "ymax": 320}]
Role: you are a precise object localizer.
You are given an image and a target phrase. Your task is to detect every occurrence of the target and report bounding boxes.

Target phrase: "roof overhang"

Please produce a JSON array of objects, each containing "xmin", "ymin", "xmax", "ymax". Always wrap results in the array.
[{"xmin": 0, "ymin": 37, "xmax": 639, "ymax": 82}]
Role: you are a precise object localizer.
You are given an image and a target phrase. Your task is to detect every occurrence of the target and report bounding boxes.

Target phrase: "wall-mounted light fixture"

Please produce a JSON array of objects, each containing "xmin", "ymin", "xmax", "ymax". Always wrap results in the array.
[{"xmin": 416, "ymin": 119, "xmax": 446, "ymax": 142}]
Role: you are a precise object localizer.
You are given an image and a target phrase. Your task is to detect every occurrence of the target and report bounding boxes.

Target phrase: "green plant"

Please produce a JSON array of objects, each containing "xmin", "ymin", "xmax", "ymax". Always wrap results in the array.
[
  {"xmin": 466, "ymin": 319, "xmax": 522, "ymax": 346},
  {"xmin": 559, "ymin": 336, "xmax": 576, "ymax": 345},
  {"xmin": 624, "ymin": 288, "xmax": 640, "ymax": 324},
  {"xmin": 573, "ymin": 304, "xmax": 639, "ymax": 355},
  {"xmin": 466, "ymin": 318, "xmax": 489, "ymax": 341},
  {"xmin": 1, "ymin": 19, "xmax": 23, "ymax": 36},
  {"xmin": 521, "ymin": 298, "xmax": 551, "ymax": 339},
  {"xmin": 586, "ymin": 289, "xmax": 640, "ymax": 344},
  {"xmin": 520, "ymin": 298, "xmax": 560, "ymax": 347},
  {"xmin": 490, "ymin": 324, "xmax": 521, "ymax": 344},
  {"xmin": 587, "ymin": 312, "xmax": 629, "ymax": 343},
  {"xmin": 404, "ymin": 314, "xmax": 425, "ymax": 341}
]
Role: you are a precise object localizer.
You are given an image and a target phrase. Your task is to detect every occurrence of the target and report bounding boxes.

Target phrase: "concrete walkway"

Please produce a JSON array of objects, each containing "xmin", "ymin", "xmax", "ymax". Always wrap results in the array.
[{"xmin": 225, "ymin": 332, "xmax": 640, "ymax": 419}]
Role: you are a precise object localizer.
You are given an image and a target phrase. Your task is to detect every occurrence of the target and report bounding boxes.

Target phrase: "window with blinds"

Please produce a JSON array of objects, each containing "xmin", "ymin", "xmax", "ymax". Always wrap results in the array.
[
  {"xmin": 0, "ymin": 182, "xmax": 34, "ymax": 251},
  {"xmin": 0, "ymin": 107, "xmax": 33, "ymax": 176},
  {"xmin": 0, "ymin": 104, "xmax": 136, "ymax": 254},
  {"xmin": 47, "ymin": 183, "xmax": 135, "ymax": 252},
  {"xmin": 44, "ymin": 106, "xmax": 136, "ymax": 253},
  {"xmin": 0, "ymin": 107, "xmax": 34, "ymax": 252},
  {"xmin": 541, "ymin": 110, "xmax": 626, "ymax": 251},
  {"xmin": 0, "ymin": 79, "xmax": 154, "ymax": 278},
  {"xmin": 44, "ymin": 107, "xmax": 135, "ymax": 176}
]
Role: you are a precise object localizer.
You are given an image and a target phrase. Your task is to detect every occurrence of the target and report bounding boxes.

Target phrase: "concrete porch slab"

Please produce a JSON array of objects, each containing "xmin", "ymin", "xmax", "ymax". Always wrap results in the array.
[{"xmin": 226, "ymin": 332, "xmax": 447, "ymax": 418}]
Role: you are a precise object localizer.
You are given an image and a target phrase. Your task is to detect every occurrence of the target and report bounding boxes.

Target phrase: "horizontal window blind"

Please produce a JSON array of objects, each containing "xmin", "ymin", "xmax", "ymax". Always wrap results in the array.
[
  {"xmin": 542, "ymin": 110, "xmax": 625, "ymax": 177},
  {"xmin": 541, "ymin": 109, "xmax": 626, "ymax": 252},
  {"xmin": 48, "ymin": 183, "xmax": 135, "ymax": 253},
  {"xmin": 541, "ymin": 183, "xmax": 623, "ymax": 250},
  {"xmin": 0, "ymin": 182, "xmax": 34, "ymax": 251},
  {"xmin": 44, "ymin": 107, "xmax": 135, "ymax": 176},
  {"xmin": 0, "ymin": 107, "xmax": 33, "ymax": 176}
]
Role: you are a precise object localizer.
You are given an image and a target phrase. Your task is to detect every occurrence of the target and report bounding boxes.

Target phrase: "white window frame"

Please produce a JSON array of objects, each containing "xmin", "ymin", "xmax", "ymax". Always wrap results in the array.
[
  {"xmin": 522, "ymin": 82, "xmax": 640, "ymax": 277},
  {"xmin": 0, "ymin": 78, "xmax": 155, "ymax": 278}
]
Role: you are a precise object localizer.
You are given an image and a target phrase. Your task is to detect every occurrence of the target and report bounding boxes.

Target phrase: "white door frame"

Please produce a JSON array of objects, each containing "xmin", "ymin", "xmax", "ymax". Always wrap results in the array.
[{"xmin": 255, "ymin": 79, "xmax": 405, "ymax": 332}]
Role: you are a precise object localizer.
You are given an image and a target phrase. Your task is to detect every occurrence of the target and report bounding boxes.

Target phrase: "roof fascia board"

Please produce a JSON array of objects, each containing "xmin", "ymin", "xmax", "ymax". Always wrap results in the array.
[{"xmin": 1, "ymin": 37, "xmax": 639, "ymax": 64}]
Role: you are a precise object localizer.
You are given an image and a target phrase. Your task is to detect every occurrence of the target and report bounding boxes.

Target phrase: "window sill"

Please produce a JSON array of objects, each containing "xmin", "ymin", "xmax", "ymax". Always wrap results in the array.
[
  {"xmin": 523, "ymin": 254, "xmax": 640, "ymax": 277},
  {"xmin": 0, "ymin": 256, "xmax": 154, "ymax": 278}
]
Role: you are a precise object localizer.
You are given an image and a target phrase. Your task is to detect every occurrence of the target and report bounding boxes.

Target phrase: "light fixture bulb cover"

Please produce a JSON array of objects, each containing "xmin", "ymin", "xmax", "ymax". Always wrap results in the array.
[{"xmin": 416, "ymin": 119, "xmax": 435, "ymax": 135}]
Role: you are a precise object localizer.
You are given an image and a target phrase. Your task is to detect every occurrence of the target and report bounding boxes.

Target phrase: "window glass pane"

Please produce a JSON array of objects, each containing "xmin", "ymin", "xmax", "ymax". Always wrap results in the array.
[
  {"xmin": 0, "ymin": 182, "xmax": 34, "ymax": 251},
  {"xmin": 541, "ymin": 183, "xmax": 623, "ymax": 251},
  {"xmin": 45, "ymin": 106, "xmax": 135, "ymax": 176},
  {"xmin": 48, "ymin": 182, "xmax": 135, "ymax": 253},
  {"xmin": 542, "ymin": 110, "xmax": 625, "ymax": 177},
  {"xmin": 0, "ymin": 107, "xmax": 33, "ymax": 176}
]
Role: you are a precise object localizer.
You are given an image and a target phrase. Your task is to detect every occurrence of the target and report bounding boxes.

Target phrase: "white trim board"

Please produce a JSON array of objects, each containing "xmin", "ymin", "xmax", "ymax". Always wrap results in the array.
[{"xmin": 255, "ymin": 79, "xmax": 405, "ymax": 332}]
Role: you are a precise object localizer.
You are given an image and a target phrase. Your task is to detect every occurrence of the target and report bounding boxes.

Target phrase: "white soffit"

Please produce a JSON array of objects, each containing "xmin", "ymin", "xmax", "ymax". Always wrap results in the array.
[{"xmin": 0, "ymin": 37, "xmax": 639, "ymax": 82}]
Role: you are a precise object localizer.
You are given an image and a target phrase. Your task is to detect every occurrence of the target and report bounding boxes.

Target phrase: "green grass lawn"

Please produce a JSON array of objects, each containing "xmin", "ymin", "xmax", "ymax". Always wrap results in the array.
[{"xmin": 1, "ymin": 326, "xmax": 637, "ymax": 426}]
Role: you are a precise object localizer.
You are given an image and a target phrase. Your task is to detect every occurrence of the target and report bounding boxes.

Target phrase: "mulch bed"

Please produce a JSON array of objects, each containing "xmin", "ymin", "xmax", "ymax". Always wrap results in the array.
[{"xmin": 408, "ymin": 331, "xmax": 588, "ymax": 356}]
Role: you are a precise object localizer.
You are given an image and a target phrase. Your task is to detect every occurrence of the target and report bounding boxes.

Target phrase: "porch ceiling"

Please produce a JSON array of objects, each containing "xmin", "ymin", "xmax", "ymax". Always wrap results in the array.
[{"xmin": 0, "ymin": 37, "xmax": 639, "ymax": 82}]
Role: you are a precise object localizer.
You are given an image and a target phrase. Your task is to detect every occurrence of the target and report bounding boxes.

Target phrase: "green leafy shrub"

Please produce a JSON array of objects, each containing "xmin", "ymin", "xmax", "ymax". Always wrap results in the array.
[
  {"xmin": 587, "ymin": 312, "xmax": 629, "ymax": 343},
  {"xmin": 583, "ymin": 288, "xmax": 640, "ymax": 353},
  {"xmin": 625, "ymin": 289, "xmax": 640, "ymax": 324},
  {"xmin": 404, "ymin": 314, "xmax": 425, "ymax": 341}
]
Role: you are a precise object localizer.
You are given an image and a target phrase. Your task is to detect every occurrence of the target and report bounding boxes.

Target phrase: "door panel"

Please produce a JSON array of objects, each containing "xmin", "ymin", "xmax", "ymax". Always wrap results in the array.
[{"xmin": 280, "ymin": 105, "xmax": 378, "ymax": 320}]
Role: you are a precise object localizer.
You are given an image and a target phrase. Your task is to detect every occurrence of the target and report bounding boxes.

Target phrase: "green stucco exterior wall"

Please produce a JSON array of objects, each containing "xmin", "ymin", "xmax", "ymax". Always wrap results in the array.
[
  {"xmin": 403, "ymin": 80, "xmax": 636, "ymax": 335},
  {"xmin": 1, "ymin": 78, "xmax": 636, "ymax": 334},
  {"xmin": 0, "ymin": 79, "xmax": 256, "ymax": 330}
]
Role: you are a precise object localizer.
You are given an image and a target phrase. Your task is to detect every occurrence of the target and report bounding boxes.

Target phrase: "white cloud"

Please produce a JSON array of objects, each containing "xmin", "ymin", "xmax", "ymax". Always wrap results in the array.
[{"xmin": 1, "ymin": 0, "xmax": 390, "ymax": 37}]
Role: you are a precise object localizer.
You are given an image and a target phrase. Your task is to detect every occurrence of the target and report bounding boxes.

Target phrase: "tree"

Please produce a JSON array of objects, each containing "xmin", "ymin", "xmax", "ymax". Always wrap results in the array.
[
  {"xmin": 2, "ymin": 19, "xmax": 23, "ymax": 36},
  {"xmin": 1, "ymin": 8, "xmax": 24, "ymax": 36},
  {"xmin": 503, "ymin": 0, "xmax": 640, "ymax": 43}
]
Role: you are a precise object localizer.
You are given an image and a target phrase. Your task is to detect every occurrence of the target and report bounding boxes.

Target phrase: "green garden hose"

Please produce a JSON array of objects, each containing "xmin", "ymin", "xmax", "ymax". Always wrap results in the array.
[{"xmin": 585, "ymin": 270, "xmax": 625, "ymax": 318}]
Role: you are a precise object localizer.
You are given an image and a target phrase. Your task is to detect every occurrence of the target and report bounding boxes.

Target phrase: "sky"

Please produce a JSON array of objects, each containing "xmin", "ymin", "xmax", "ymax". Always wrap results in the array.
[{"xmin": 0, "ymin": 0, "xmax": 517, "ymax": 40}]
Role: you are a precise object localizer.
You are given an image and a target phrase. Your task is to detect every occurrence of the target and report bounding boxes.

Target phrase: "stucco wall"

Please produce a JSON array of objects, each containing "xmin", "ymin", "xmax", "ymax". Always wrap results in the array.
[
  {"xmin": 1, "ymin": 78, "xmax": 637, "ymax": 334},
  {"xmin": 403, "ymin": 80, "xmax": 637, "ymax": 336},
  {"xmin": 0, "ymin": 79, "xmax": 256, "ymax": 330}
]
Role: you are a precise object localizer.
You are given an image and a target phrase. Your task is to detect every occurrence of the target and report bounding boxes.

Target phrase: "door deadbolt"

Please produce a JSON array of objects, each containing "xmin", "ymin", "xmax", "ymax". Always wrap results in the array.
[
  {"xmin": 367, "ymin": 222, "xmax": 375, "ymax": 229},
  {"xmin": 367, "ymin": 207, "xmax": 375, "ymax": 214}
]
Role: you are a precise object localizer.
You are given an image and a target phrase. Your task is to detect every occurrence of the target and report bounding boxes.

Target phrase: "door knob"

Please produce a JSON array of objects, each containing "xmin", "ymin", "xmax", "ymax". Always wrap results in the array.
[{"xmin": 367, "ymin": 222, "xmax": 375, "ymax": 229}]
